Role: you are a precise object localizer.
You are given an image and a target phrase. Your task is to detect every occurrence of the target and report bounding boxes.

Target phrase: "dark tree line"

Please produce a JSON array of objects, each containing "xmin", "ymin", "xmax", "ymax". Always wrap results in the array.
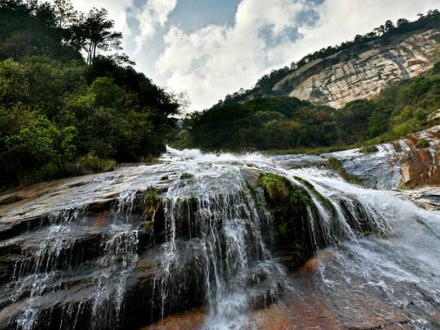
[{"xmin": 0, "ymin": 0, "xmax": 130, "ymax": 64}]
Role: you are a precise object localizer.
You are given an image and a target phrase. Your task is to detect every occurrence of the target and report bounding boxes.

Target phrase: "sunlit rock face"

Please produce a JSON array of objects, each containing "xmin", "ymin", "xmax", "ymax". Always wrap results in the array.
[
  {"xmin": 275, "ymin": 125, "xmax": 440, "ymax": 190},
  {"xmin": 271, "ymin": 30, "xmax": 439, "ymax": 108}
]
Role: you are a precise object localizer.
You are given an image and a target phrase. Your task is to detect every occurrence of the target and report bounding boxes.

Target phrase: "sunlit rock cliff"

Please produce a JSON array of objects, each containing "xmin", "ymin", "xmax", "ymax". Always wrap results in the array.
[{"xmin": 265, "ymin": 30, "xmax": 439, "ymax": 108}]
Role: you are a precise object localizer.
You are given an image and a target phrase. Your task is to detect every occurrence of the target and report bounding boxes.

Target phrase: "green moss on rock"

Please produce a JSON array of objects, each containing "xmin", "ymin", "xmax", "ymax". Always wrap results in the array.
[
  {"xmin": 259, "ymin": 173, "xmax": 312, "ymax": 208},
  {"xmin": 259, "ymin": 172, "xmax": 325, "ymax": 271},
  {"xmin": 327, "ymin": 157, "xmax": 362, "ymax": 185},
  {"xmin": 143, "ymin": 187, "xmax": 163, "ymax": 225},
  {"xmin": 294, "ymin": 176, "xmax": 336, "ymax": 217},
  {"xmin": 360, "ymin": 145, "xmax": 379, "ymax": 153},
  {"xmin": 259, "ymin": 173, "xmax": 291, "ymax": 202},
  {"xmin": 180, "ymin": 173, "xmax": 195, "ymax": 180},
  {"xmin": 416, "ymin": 139, "xmax": 430, "ymax": 148}
]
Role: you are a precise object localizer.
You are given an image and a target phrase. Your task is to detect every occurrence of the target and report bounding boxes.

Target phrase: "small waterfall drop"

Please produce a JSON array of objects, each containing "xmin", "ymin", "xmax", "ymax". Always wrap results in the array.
[{"xmin": 152, "ymin": 165, "xmax": 286, "ymax": 330}]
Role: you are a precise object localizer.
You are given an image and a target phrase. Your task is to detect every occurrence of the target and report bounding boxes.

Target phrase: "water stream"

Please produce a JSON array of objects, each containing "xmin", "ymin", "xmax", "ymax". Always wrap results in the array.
[{"xmin": 0, "ymin": 148, "xmax": 440, "ymax": 329}]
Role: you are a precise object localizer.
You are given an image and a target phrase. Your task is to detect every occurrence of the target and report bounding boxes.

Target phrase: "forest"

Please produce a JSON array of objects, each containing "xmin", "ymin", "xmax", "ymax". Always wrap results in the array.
[
  {"xmin": 175, "ymin": 61, "xmax": 440, "ymax": 153},
  {"xmin": 0, "ymin": 0, "xmax": 180, "ymax": 188}
]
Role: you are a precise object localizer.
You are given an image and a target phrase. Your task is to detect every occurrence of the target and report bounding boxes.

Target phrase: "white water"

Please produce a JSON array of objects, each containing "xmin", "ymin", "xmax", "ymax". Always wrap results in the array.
[
  {"xmin": 4, "ymin": 147, "xmax": 440, "ymax": 329},
  {"xmin": 154, "ymin": 149, "xmax": 285, "ymax": 330},
  {"xmin": 161, "ymin": 148, "xmax": 440, "ymax": 329}
]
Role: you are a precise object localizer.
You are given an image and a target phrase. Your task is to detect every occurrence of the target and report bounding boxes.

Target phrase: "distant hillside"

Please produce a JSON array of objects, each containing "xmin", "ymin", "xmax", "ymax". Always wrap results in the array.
[
  {"xmin": 175, "ymin": 61, "xmax": 440, "ymax": 153},
  {"xmin": 217, "ymin": 10, "xmax": 440, "ymax": 109}
]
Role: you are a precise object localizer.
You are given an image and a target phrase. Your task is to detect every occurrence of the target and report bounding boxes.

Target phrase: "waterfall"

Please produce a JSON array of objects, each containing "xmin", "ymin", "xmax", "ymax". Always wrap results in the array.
[
  {"xmin": 153, "ymin": 176, "xmax": 286, "ymax": 329},
  {"xmin": 91, "ymin": 190, "xmax": 139, "ymax": 329},
  {"xmin": 8, "ymin": 190, "xmax": 140, "ymax": 330},
  {"xmin": 1, "ymin": 148, "xmax": 440, "ymax": 329}
]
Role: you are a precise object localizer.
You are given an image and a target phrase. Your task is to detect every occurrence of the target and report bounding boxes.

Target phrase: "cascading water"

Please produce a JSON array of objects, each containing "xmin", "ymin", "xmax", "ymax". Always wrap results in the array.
[
  {"xmin": 91, "ymin": 190, "xmax": 140, "ymax": 329},
  {"xmin": 153, "ymin": 171, "xmax": 286, "ymax": 330},
  {"xmin": 5, "ymin": 189, "xmax": 141, "ymax": 330},
  {"xmin": 12, "ymin": 208, "xmax": 88, "ymax": 330},
  {"xmin": 0, "ymin": 147, "xmax": 440, "ymax": 329}
]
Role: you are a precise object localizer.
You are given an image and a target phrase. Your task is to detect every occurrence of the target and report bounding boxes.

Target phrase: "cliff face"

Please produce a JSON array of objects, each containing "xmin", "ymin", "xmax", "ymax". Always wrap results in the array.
[{"xmin": 270, "ymin": 30, "xmax": 439, "ymax": 108}]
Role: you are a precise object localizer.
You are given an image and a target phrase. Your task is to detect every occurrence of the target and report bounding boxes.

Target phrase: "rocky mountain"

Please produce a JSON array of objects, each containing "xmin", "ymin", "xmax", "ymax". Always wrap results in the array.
[
  {"xmin": 219, "ymin": 13, "xmax": 440, "ymax": 110},
  {"xmin": 274, "ymin": 29, "xmax": 439, "ymax": 108}
]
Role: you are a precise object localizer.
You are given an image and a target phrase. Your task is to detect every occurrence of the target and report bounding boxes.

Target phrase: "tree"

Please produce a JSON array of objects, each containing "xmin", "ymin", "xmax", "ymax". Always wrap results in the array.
[
  {"xmin": 397, "ymin": 18, "xmax": 410, "ymax": 28},
  {"xmin": 1, "ymin": 32, "xmax": 33, "ymax": 60},
  {"xmin": 384, "ymin": 20, "xmax": 395, "ymax": 33},
  {"xmin": 53, "ymin": 0, "xmax": 76, "ymax": 28},
  {"xmin": 71, "ymin": 8, "xmax": 122, "ymax": 65},
  {"xmin": 374, "ymin": 25, "xmax": 386, "ymax": 36}
]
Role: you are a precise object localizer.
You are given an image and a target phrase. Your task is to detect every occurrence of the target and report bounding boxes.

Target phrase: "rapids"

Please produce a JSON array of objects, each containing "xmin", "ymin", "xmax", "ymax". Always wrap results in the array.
[{"xmin": 0, "ymin": 147, "xmax": 439, "ymax": 329}]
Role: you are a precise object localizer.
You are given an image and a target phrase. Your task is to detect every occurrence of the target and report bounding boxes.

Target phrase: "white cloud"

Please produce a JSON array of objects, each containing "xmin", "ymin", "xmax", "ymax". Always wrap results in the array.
[
  {"xmin": 152, "ymin": 0, "xmax": 440, "ymax": 111},
  {"xmin": 156, "ymin": 0, "xmax": 315, "ymax": 110},
  {"xmin": 292, "ymin": 0, "xmax": 440, "ymax": 65},
  {"xmin": 134, "ymin": 0, "xmax": 177, "ymax": 56}
]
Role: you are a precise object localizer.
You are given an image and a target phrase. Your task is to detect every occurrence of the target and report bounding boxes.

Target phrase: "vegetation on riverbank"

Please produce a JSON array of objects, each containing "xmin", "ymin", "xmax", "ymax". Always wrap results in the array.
[{"xmin": 0, "ymin": 0, "xmax": 180, "ymax": 189}]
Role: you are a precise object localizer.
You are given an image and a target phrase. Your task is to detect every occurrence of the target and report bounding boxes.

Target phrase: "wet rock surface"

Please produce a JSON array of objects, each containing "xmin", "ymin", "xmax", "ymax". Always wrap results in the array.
[
  {"xmin": 145, "ymin": 225, "xmax": 440, "ymax": 330},
  {"xmin": 275, "ymin": 125, "xmax": 440, "ymax": 190},
  {"xmin": 1, "ymin": 148, "xmax": 440, "ymax": 329},
  {"xmin": 392, "ymin": 186, "xmax": 440, "ymax": 211},
  {"xmin": 0, "ymin": 152, "xmax": 314, "ymax": 329}
]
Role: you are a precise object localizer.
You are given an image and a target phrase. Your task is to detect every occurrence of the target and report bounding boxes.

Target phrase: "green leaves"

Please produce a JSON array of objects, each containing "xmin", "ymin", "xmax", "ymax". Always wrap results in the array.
[
  {"xmin": 0, "ymin": 56, "xmax": 177, "ymax": 187},
  {"xmin": 88, "ymin": 77, "xmax": 125, "ymax": 107}
]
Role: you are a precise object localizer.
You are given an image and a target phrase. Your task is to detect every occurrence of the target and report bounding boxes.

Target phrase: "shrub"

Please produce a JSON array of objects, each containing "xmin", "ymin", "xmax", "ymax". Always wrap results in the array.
[
  {"xmin": 416, "ymin": 139, "xmax": 430, "ymax": 148},
  {"xmin": 360, "ymin": 145, "xmax": 379, "ymax": 153},
  {"xmin": 143, "ymin": 186, "xmax": 163, "ymax": 223},
  {"xmin": 76, "ymin": 152, "xmax": 116, "ymax": 175}
]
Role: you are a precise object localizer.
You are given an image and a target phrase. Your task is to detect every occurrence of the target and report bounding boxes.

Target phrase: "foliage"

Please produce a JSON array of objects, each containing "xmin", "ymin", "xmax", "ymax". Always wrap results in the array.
[
  {"xmin": 416, "ymin": 139, "xmax": 431, "ymax": 148},
  {"xmin": 180, "ymin": 59, "xmax": 440, "ymax": 155},
  {"xmin": 70, "ymin": 8, "xmax": 125, "ymax": 65},
  {"xmin": 180, "ymin": 97, "xmax": 338, "ymax": 151},
  {"xmin": 0, "ymin": 1, "xmax": 180, "ymax": 188},
  {"xmin": 143, "ymin": 186, "xmax": 163, "ymax": 223},
  {"xmin": 76, "ymin": 152, "xmax": 115, "ymax": 175},
  {"xmin": 361, "ymin": 145, "xmax": 379, "ymax": 153}
]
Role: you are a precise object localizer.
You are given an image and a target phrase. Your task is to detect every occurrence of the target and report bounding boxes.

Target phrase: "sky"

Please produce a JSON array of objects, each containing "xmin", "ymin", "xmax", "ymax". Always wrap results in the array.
[{"xmin": 68, "ymin": 0, "xmax": 440, "ymax": 111}]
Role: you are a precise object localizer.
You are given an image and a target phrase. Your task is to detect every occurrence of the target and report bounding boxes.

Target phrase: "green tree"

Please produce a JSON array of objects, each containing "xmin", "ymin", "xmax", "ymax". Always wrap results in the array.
[{"xmin": 71, "ymin": 8, "xmax": 122, "ymax": 64}]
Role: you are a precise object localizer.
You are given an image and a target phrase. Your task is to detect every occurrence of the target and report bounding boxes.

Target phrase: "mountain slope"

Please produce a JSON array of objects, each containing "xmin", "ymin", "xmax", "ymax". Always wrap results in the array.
[
  {"xmin": 218, "ymin": 11, "xmax": 440, "ymax": 109},
  {"xmin": 274, "ymin": 29, "xmax": 438, "ymax": 108},
  {"xmin": 175, "ymin": 11, "xmax": 440, "ymax": 153},
  {"xmin": 177, "ymin": 60, "xmax": 440, "ymax": 152}
]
